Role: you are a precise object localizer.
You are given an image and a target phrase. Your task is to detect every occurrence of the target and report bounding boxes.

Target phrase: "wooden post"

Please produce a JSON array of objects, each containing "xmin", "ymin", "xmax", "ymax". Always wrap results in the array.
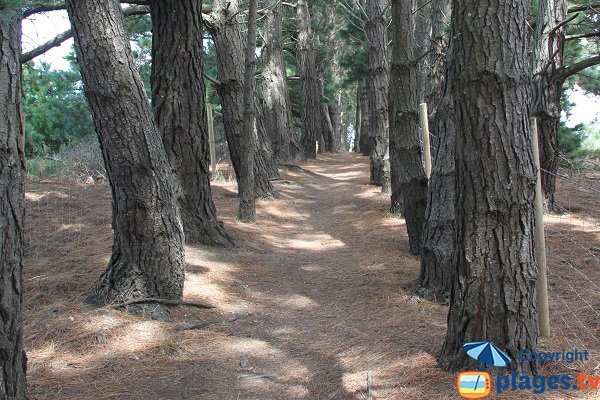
[
  {"xmin": 207, "ymin": 104, "xmax": 217, "ymax": 175},
  {"xmin": 419, "ymin": 102, "xmax": 432, "ymax": 179},
  {"xmin": 531, "ymin": 117, "xmax": 550, "ymax": 337}
]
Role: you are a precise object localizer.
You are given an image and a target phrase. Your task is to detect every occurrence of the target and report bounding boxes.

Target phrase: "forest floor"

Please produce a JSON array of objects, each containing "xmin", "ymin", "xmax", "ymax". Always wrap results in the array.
[{"xmin": 23, "ymin": 153, "xmax": 600, "ymax": 399}]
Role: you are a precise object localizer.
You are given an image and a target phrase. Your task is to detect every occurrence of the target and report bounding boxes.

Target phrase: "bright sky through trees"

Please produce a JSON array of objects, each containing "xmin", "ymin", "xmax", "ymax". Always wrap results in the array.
[{"xmin": 21, "ymin": 10, "xmax": 600, "ymax": 127}]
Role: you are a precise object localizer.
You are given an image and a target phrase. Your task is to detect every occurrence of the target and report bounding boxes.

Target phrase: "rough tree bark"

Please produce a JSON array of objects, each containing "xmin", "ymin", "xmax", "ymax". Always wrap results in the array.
[
  {"xmin": 206, "ymin": 0, "xmax": 276, "ymax": 198},
  {"xmin": 365, "ymin": 0, "xmax": 391, "ymax": 193},
  {"xmin": 0, "ymin": 8, "xmax": 27, "ymax": 399},
  {"xmin": 261, "ymin": 0, "xmax": 302, "ymax": 163},
  {"xmin": 414, "ymin": 0, "xmax": 432, "ymax": 103},
  {"xmin": 238, "ymin": 0, "xmax": 258, "ymax": 222},
  {"xmin": 150, "ymin": 0, "xmax": 232, "ymax": 246},
  {"xmin": 389, "ymin": 0, "xmax": 428, "ymax": 255},
  {"xmin": 359, "ymin": 77, "xmax": 371, "ymax": 156},
  {"xmin": 416, "ymin": 0, "xmax": 453, "ymax": 303},
  {"xmin": 297, "ymin": 0, "xmax": 321, "ymax": 159},
  {"xmin": 531, "ymin": 0, "xmax": 567, "ymax": 209},
  {"xmin": 426, "ymin": 0, "xmax": 452, "ymax": 128},
  {"xmin": 66, "ymin": 0, "xmax": 185, "ymax": 311},
  {"xmin": 438, "ymin": 0, "xmax": 539, "ymax": 373}
]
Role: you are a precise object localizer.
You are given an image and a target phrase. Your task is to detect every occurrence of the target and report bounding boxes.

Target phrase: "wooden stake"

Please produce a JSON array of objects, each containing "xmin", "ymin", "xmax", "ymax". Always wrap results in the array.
[
  {"xmin": 419, "ymin": 102, "xmax": 432, "ymax": 179},
  {"xmin": 531, "ymin": 117, "xmax": 551, "ymax": 337},
  {"xmin": 207, "ymin": 104, "xmax": 217, "ymax": 175}
]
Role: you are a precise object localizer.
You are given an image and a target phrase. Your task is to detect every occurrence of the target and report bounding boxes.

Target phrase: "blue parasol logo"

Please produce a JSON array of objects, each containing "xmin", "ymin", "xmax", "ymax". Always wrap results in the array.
[{"xmin": 463, "ymin": 341, "xmax": 511, "ymax": 369}]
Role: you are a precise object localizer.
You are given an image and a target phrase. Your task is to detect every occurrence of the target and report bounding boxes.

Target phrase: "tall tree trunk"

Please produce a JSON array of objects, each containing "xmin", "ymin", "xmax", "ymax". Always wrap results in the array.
[
  {"xmin": 414, "ymin": 0, "xmax": 432, "ymax": 103},
  {"xmin": 416, "ymin": 42, "xmax": 455, "ymax": 303},
  {"xmin": 354, "ymin": 82, "xmax": 362, "ymax": 152},
  {"xmin": 366, "ymin": 0, "xmax": 391, "ymax": 193},
  {"xmin": 438, "ymin": 0, "xmax": 538, "ymax": 373},
  {"xmin": 297, "ymin": 0, "xmax": 320, "ymax": 159},
  {"xmin": 66, "ymin": 0, "xmax": 185, "ymax": 312},
  {"xmin": 150, "ymin": 0, "xmax": 232, "ymax": 246},
  {"xmin": 261, "ymin": 0, "xmax": 302, "ymax": 163},
  {"xmin": 531, "ymin": 0, "xmax": 567, "ymax": 209},
  {"xmin": 426, "ymin": 0, "xmax": 452, "ymax": 130},
  {"xmin": 0, "ymin": 8, "xmax": 27, "ymax": 399},
  {"xmin": 206, "ymin": 0, "xmax": 276, "ymax": 198},
  {"xmin": 316, "ymin": 3, "xmax": 337, "ymax": 154},
  {"xmin": 389, "ymin": 0, "xmax": 428, "ymax": 255},
  {"xmin": 416, "ymin": 0, "xmax": 453, "ymax": 302},
  {"xmin": 238, "ymin": 0, "xmax": 258, "ymax": 222},
  {"xmin": 359, "ymin": 77, "xmax": 371, "ymax": 156}
]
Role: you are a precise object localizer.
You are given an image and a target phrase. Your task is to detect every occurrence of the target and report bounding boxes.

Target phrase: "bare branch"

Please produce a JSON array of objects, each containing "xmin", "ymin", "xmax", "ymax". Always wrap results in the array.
[
  {"xmin": 21, "ymin": 28, "xmax": 72, "ymax": 63},
  {"xmin": 568, "ymin": 3, "xmax": 600, "ymax": 13},
  {"xmin": 556, "ymin": 55, "xmax": 600, "ymax": 83}
]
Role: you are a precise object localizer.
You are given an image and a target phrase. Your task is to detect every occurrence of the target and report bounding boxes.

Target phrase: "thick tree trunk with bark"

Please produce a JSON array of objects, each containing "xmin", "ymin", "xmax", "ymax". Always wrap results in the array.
[
  {"xmin": 0, "ymin": 10, "xmax": 27, "ymax": 399},
  {"xmin": 66, "ymin": 0, "xmax": 185, "ymax": 311},
  {"xmin": 297, "ymin": 0, "xmax": 320, "ymax": 159},
  {"xmin": 426, "ymin": 0, "xmax": 451, "ymax": 130},
  {"xmin": 238, "ymin": 0, "xmax": 258, "ymax": 222},
  {"xmin": 261, "ymin": 0, "xmax": 302, "ymax": 163},
  {"xmin": 531, "ymin": 0, "xmax": 567, "ymax": 209},
  {"xmin": 416, "ymin": 0, "xmax": 453, "ymax": 302},
  {"xmin": 389, "ymin": 0, "xmax": 428, "ymax": 254},
  {"xmin": 150, "ymin": 0, "xmax": 232, "ymax": 246},
  {"xmin": 206, "ymin": 0, "xmax": 276, "ymax": 198},
  {"xmin": 439, "ymin": 0, "xmax": 539, "ymax": 373},
  {"xmin": 414, "ymin": 0, "xmax": 432, "ymax": 103},
  {"xmin": 416, "ymin": 47, "xmax": 455, "ymax": 303},
  {"xmin": 366, "ymin": 0, "xmax": 391, "ymax": 193}
]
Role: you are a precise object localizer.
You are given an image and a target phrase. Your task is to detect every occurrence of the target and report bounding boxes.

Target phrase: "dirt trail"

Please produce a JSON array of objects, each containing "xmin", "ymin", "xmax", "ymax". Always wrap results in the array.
[{"xmin": 24, "ymin": 153, "xmax": 586, "ymax": 399}]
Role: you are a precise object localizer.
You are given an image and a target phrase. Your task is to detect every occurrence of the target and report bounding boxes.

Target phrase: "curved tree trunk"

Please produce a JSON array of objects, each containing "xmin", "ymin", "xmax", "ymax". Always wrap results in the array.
[
  {"xmin": 389, "ymin": 0, "xmax": 428, "ymax": 255},
  {"xmin": 261, "ymin": 0, "xmax": 302, "ymax": 163},
  {"xmin": 206, "ymin": 0, "xmax": 276, "ymax": 199},
  {"xmin": 66, "ymin": 0, "xmax": 185, "ymax": 312},
  {"xmin": 439, "ymin": 0, "xmax": 538, "ymax": 373},
  {"xmin": 366, "ymin": 0, "xmax": 391, "ymax": 193},
  {"xmin": 531, "ymin": 0, "xmax": 567, "ymax": 210},
  {"xmin": 151, "ymin": 0, "xmax": 232, "ymax": 246},
  {"xmin": 0, "ymin": 9, "xmax": 27, "ymax": 399}
]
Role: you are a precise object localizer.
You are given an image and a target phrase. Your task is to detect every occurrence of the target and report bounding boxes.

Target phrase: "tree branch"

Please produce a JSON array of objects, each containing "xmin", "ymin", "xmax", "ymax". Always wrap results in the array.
[
  {"xmin": 568, "ymin": 3, "xmax": 600, "ymax": 13},
  {"xmin": 21, "ymin": 28, "xmax": 72, "ymax": 63},
  {"xmin": 23, "ymin": 0, "xmax": 151, "ymax": 18},
  {"xmin": 556, "ymin": 55, "xmax": 600, "ymax": 83},
  {"xmin": 565, "ymin": 31, "xmax": 600, "ymax": 41},
  {"xmin": 112, "ymin": 297, "xmax": 216, "ymax": 309},
  {"xmin": 20, "ymin": 6, "xmax": 149, "ymax": 64}
]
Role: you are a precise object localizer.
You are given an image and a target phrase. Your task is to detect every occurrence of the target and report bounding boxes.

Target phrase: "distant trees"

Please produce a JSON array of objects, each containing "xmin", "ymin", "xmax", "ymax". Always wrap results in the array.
[
  {"xmin": 66, "ymin": 0, "xmax": 185, "ymax": 311},
  {"xmin": 0, "ymin": 4, "xmax": 28, "ymax": 398},
  {"xmin": 439, "ymin": 0, "xmax": 539, "ymax": 372}
]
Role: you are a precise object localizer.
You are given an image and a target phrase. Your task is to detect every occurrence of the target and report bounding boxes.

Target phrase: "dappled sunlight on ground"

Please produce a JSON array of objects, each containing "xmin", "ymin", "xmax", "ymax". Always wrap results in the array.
[{"xmin": 22, "ymin": 153, "xmax": 598, "ymax": 399}]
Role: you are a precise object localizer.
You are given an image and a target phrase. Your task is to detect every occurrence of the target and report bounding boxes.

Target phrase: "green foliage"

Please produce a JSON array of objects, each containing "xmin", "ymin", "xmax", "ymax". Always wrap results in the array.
[
  {"xmin": 22, "ymin": 62, "xmax": 94, "ymax": 157},
  {"xmin": 559, "ymin": 123, "xmax": 587, "ymax": 154}
]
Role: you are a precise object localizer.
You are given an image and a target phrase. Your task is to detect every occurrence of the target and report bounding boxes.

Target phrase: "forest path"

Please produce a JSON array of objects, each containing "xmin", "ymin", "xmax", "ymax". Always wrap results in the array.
[
  {"xmin": 175, "ymin": 152, "xmax": 450, "ymax": 399},
  {"xmin": 23, "ymin": 153, "xmax": 454, "ymax": 400}
]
